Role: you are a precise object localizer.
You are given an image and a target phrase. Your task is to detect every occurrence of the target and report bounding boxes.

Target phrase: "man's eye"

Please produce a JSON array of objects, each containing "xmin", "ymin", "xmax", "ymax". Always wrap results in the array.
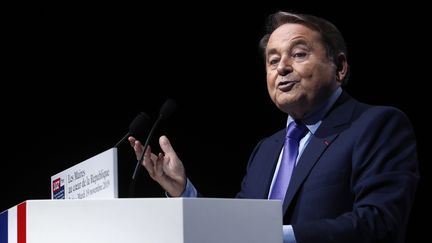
[
  {"xmin": 292, "ymin": 52, "xmax": 307, "ymax": 58},
  {"xmin": 269, "ymin": 59, "xmax": 279, "ymax": 65}
]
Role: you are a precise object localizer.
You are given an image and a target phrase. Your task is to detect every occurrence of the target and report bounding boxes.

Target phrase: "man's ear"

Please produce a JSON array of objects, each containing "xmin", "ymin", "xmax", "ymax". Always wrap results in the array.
[{"xmin": 335, "ymin": 53, "xmax": 348, "ymax": 83}]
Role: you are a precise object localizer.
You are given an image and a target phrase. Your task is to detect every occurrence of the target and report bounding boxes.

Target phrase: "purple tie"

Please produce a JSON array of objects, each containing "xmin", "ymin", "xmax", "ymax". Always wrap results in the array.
[{"xmin": 269, "ymin": 121, "xmax": 308, "ymax": 201}]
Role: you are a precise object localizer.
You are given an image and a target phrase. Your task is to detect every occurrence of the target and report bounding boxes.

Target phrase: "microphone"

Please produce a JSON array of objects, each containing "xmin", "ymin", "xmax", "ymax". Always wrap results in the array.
[
  {"xmin": 131, "ymin": 99, "xmax": 177, "ymax": 181},
  {"xmin": 114, "ymin": 112, "xmax": 151, "ymax": 148}
]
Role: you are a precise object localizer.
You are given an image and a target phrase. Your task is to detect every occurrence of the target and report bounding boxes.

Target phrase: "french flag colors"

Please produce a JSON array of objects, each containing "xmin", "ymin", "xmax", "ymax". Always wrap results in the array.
[{"xmin": 0, "ymin": 202, "xmax": 26, "ymax": 243}]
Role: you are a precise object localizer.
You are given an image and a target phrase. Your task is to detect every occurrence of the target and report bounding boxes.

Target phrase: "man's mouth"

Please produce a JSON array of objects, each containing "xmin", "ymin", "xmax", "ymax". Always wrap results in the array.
[{"xmin": 278, "ymin": 81, "xmax": 298, "ymax": 92}]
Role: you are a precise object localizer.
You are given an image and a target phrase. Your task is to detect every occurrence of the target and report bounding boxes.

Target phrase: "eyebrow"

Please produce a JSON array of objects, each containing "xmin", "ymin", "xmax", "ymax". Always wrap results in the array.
[{"xmin": 266, "ymin": 39, "xmax": 311, "ymax": 57}]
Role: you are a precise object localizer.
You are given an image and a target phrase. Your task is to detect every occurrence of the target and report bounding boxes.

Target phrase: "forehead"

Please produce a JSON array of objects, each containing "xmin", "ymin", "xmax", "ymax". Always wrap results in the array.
[{"xmin": 267, "ymin": 23, "xmax": 321, "ymax": 47}]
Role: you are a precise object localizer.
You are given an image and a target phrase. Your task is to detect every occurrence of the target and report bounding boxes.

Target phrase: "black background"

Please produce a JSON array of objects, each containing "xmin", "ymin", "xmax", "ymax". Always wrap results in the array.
[{"xmin": 2, "ymin": 2, "xmax": 429, "ymax": 242}]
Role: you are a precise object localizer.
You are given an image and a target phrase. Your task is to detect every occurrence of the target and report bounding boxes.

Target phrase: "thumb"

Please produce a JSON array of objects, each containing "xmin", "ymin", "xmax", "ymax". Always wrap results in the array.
[{"xmin": 159, "ymin": 135, "xmax": 175, "ymax": 154}]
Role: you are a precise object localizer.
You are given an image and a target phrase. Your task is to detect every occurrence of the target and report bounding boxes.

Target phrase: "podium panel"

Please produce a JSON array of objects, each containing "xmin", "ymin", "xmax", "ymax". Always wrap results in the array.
[{"xmin": 1, "ymin": 198, "xmax": 282, "ymax": 243}]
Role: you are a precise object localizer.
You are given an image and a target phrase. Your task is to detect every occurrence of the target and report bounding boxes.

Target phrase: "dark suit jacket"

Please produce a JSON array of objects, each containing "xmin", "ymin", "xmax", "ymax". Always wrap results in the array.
[{"xmin": 236, "ymin": 93, "xmax": 419, "ymax": 243}]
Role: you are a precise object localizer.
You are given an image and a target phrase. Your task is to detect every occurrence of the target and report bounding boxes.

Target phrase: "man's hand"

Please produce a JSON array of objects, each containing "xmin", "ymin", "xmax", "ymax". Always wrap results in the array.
[{"xmin": 128, "ymin": 135, "xmax": 186, "ymax": 197}]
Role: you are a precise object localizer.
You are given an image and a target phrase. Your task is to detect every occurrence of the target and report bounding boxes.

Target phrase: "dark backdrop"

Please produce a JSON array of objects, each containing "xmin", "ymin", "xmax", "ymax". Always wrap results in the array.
[{"xmin": 2, "ymin": 2, "xmax": 429, "ymax": 242}]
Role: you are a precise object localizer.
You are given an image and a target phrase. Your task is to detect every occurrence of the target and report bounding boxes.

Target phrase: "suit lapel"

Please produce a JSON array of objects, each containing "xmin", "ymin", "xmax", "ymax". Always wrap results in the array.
[
  {"xmin": 282, "ymin": 133, "xmax": 338, "ymax": 212},
  {"xmin": 282, "ymin": 92, "xmax": 356, "ymax": 213}
]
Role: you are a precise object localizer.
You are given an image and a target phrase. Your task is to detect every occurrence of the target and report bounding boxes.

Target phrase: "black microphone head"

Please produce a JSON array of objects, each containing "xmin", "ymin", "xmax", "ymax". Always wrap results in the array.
[
  {"xmin": 159, "ymin": 99, "xmax": 176, "ymax": 120},
  {"xmin": 114, "ymin": 112, "xmax": 151, "ymax": 148},
  {"xmin": 129, "ymin": 112, "xmax": 151, "ymax": 135}
]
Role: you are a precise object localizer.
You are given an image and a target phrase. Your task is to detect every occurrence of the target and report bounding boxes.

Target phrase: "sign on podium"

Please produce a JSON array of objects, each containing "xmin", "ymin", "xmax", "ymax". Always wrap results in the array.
[{"xmin": 50, "ymin": 148, "xmax": 118, "ymax": 200}]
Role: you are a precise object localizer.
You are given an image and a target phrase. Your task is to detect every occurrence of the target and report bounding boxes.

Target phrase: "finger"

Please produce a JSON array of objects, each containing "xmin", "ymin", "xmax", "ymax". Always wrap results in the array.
[
  {"xmin": 142, "ymin": 146, "xmax": 155, "ymax": 176},
  {"xmin": 133, "ymin": 140, "xmax": 144, "ymax": 160},
  {"xmin": 142, "ymin": 147, "xmax": 158, "ymax": 167},
  {"xmin": 141, "ymin": 146, "xmax": 153, "ymax": 165},
  {"xmin": 128, "ymin": 136, "xmax": 136, "ymax": 147},
  {"xmin": 159, "ymin": 135, "xmax": 176, "ymax": 155},
  {"xmin": 148, "ymin": 152, "xmax": 161, "ymax": 178},
  {"xmin": 154, "ymin": 152, "xmax": 164, "ymax": 177}
]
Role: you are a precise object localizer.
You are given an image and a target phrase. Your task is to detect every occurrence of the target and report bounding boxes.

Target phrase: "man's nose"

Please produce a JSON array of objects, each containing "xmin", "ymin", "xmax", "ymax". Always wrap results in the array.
[{"xmin": 276, "ymin": 59, "xmax": 293, "ymax": 76}]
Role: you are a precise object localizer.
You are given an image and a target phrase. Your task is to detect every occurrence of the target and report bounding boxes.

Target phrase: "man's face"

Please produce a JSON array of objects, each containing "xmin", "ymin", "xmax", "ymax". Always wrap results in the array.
[{"xmin": 265, "ymin": 23, "xmax": 340, "ymax": 119}]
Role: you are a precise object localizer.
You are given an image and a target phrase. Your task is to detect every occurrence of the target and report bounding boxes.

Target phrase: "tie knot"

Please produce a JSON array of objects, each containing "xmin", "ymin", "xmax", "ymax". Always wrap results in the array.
[{"xmin": 286, "ymin": 121, "xmax": 308, "ymax": 140}]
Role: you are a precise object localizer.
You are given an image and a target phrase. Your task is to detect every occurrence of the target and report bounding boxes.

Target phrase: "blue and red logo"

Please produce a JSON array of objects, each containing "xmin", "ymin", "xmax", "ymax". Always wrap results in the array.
[{"xmin": 52, "ymin": 178, "xmax": 65, "ymax": 199}]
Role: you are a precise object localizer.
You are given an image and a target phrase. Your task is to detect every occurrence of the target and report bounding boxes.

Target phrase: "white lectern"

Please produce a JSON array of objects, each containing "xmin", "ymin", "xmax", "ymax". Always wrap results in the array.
[{"xmin": 1, "ymin": 198, "xmax": 282, "ymax": 243}]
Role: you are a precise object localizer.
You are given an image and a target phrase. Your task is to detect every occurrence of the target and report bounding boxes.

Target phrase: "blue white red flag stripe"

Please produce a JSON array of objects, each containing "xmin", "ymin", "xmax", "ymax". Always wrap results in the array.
[
  {"xmin": 0, "ymin": 209, "xmax": 8, "ymax": 243},
  {"xmin": 0, "ymin": 202, "xmax": 26, "ymax": 243},
  {"xmin": 17, "ymin": 202, "xmax": 25, "ymax": 243}
]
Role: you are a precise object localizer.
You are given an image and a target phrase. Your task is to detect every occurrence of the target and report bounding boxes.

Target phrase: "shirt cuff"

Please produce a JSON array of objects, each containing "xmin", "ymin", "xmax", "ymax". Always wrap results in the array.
[
  {"xmin": 165, "ymin": 178, "xmax": 198, "ymax": 198},
  {"xmin": 283, "ymin": 225, "xmax": 297, "ymax": 243}
]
